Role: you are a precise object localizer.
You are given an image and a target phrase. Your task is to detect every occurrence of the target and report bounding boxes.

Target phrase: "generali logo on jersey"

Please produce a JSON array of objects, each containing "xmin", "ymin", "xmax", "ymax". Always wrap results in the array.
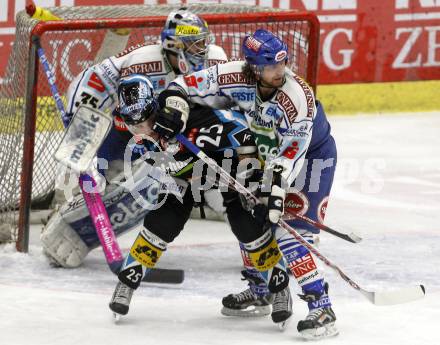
[
  {"xmin": 292, "ymin": 75, "xmax": 315, "ymax": 118},
  {"xmin": 217, "ymin": 72, "xmax": 252, "ymax": 85},
  {"xmin": 120, "ymin": 61, "xmax": 163, "ymax": 77},
  {"xmin": 276, "ymin": 90, "xmax": 298, "ymax": 123}
]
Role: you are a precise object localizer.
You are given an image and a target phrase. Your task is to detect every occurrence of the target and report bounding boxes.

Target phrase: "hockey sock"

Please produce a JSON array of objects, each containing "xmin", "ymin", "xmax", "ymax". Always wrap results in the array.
[
  {"xmin": 242, "ymin": 229, "xmax": 289, "ymax": 293},
  {"xmin": 117, "ymin": 227, "xmax": 167, "ymax": 289},
  {"xmin": 275, "ymin": 227, "xmax": 331, "ymax": 310}
]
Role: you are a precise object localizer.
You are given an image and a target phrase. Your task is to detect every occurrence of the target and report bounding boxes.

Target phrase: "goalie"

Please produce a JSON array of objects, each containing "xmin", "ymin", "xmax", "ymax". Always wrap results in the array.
[
  {"xmin": 52, "ymin": 7, "xmax": 227, "ymax": 202},
  {"xmin": 42, "ymin": 7, "xmax": 228, "ymax": 267}
]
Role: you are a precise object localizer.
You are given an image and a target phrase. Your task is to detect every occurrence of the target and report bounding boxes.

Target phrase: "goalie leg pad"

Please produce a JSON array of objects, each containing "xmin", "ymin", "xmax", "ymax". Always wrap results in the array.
[
  {"xmin": 54, "ymin": 159, "xmax": 163, "ymax": 250},
  {"xmin": 40, "ymin": 210, "xmax": 90, "ymax": 268}
]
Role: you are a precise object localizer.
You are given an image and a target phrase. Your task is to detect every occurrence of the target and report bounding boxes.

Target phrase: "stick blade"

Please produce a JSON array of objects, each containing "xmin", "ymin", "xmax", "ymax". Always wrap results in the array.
[
  {"xmin": 363, "ymin": 285, "xmax": 426, "ymax": 306},
  {"xmin": 142, "ymin": 268, "xmax": 185, "ymax": 284},
  {"xmin": 347, "ymin": 232, "xmax": 363, "ymax": 243}
]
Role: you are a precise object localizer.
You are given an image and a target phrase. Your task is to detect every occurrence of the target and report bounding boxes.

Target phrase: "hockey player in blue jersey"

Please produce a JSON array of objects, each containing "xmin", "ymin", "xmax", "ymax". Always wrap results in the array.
[
  {"xmin": 107, "ymin": 75, "xmax": 293, "ymax": 328},
  {"xmin": 153, "ymin": 29, "xmax": 338, "ymax": 340}
]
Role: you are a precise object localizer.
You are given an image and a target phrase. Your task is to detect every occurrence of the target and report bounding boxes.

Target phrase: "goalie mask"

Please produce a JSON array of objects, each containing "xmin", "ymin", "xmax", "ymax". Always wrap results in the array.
[
  {"xmin": 161, "ymin": 7, "xmax": 211, "ymax": 74},
  {"xmin": 117, "ymin": 74, "xmax": 158, "ymax": 126}
]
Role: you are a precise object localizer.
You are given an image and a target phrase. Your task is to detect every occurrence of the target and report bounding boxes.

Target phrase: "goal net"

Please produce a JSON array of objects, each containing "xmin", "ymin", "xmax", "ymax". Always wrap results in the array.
[{"xmin": 0, "ymin": 4, "xmax": 319, "ymax": 252}]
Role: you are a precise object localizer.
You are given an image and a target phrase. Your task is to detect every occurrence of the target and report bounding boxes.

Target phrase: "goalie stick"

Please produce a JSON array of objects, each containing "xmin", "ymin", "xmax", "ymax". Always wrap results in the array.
[
  {"xmin": 36, "ymin": 39, "xmax": 183, "ymax": 284},
  {"xmin": 176, "ymin": 134, "xmax": 425, "ymax": 305}
]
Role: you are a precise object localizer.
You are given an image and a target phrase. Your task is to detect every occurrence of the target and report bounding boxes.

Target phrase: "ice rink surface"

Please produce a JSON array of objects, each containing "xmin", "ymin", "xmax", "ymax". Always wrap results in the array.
[{"xmin": 1, "ymin": 112, "xmax": 439, "ymax": 345}]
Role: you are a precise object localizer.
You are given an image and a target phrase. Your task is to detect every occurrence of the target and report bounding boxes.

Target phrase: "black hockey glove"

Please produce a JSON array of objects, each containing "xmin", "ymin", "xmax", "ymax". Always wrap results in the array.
[{"xmin": 153, "ymin": 106, "xmax": 186, "ymax": 140}]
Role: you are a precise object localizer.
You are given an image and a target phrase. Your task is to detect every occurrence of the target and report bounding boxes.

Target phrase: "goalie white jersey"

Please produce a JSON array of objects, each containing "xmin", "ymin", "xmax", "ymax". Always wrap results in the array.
[
  {"xmin": 167, "ymin": 60, "xmax": 318, "ymax": 185},
  {"xmin": 65, "ymin": 43, "xmax": 227, "ymax": 119}
]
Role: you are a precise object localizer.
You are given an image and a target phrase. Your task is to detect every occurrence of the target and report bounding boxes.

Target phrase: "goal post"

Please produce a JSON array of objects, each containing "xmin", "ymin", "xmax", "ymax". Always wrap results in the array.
[{"xmin": 0, "ymin": 4, "xmax": 320, "ymax": 253}]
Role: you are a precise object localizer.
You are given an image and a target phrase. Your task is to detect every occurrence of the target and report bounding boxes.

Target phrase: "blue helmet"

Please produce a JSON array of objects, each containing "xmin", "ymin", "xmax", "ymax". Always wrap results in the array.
[
  {"xmin": 117, "ymin": 74, "xmax": 158, "ymax": 125},
  {"xmin": 161, "ymin": 8, "xmax": 211, "ymax": 73},
  {"xmin": 242, "ymin": 29, "xmax": 288, "ymax": 66}
]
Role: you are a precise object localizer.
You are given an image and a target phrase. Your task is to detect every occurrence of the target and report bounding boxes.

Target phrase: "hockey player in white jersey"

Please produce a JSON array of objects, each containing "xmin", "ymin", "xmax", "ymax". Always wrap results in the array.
[
  {"xmin": 153, "ymin": 29, "xmax": 338, "ymax": 340},
  {"xmin": 42, "ymin": 8, "xmax": 228, "ymax": 267}
]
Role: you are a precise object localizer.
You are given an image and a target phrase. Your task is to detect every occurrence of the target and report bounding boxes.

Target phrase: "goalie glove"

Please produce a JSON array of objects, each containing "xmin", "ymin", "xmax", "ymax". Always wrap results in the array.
[
  {"xmin": 268, "ymin": 165, "xmax": 286, "ymax": 224},
  {"xmin": 153, "ymin": 96, "xmax": 189, "ymax": 140}
]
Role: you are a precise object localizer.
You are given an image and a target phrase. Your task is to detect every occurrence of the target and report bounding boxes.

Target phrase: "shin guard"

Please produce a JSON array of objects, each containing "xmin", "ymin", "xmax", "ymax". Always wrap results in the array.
[
  {"xmin": 117, "ymin": 227, "xmax": 167, "ymax": 289},
  {"xmin": 242, "ymin": 230, "xmax": 289, "ymax": 293}
]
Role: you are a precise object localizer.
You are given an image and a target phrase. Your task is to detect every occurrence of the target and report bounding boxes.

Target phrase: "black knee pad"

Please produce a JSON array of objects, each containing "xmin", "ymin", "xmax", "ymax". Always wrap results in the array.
[{"xmin": 223, "ymin": 191, "xmax": 266, "ymax": 243}]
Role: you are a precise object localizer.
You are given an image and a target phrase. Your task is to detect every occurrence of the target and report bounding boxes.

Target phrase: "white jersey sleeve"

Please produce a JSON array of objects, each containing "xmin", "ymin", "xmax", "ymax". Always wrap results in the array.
[
  {"xmin": 65, "ymin": 44, "xmax": 167, "ymax": 120},
  {"xmin": 266, "ymin": 71, "xmax": 316, "ymax": 186}
]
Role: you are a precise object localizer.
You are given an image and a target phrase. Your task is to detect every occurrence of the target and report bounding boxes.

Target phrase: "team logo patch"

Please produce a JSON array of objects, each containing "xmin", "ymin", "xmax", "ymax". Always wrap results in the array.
[
  {"xmin": 317, "ymin": 196, "xmax": 329, "ymax": 224},
  {"xmin": 275, "ymin": 50, "xmax": 287, "ymax": 62},
  {"xmin": 282, "ymin": 141, "xmax": 300, "ymax": 159},
  {"xmin": 245, "ymin": 36, "xmax": 262, "ymax": 52},
  {"xmin": 288, "ymin": 252, "xmax": 317, "ymax": 279},
  {"xmin": 87, "ymin": 72, "xmax": 105, "ymax": 93},
  {"xmin": 184, "ymin": 75, "xmax": 204, "ymax": 88},
  {"xmin": 284, "ymin": 191, "xmax": 309, "ymax": 216},
  {"xmin": 130, "ymin": 234, "xmax": 163, "ymax": 268}
]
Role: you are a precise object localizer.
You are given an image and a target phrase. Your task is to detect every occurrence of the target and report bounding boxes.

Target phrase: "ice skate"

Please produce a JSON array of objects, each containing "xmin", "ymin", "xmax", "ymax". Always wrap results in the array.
[
  {"xmin": 297, "ymin": 306, "xmax": 338, "ymax": 340},
  {"xmin": 109, "ymin": 281, "xmax": 134, "ymax": 319},
  {"xmin": 222, "ymin": 287, "xmax": 273, "ymax": 317},
  {"xmin": 271, "ymin": 286, "xmax": 293, "ymax": 330}
]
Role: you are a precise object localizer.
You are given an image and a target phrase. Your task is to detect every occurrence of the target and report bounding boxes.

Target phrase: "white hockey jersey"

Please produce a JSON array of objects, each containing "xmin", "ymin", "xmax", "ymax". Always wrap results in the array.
[
  {"xmin": 65, "ymin": 43, "xmax": 227, "ymax": 120},
  {"xmin": 168, "ymin": 60, "xmax": 317, "ymax": 186}
]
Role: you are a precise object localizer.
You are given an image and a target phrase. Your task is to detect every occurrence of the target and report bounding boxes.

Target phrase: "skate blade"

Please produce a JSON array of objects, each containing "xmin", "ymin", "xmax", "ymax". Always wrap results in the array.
[
  {"xmin": 299, "ymin": 322, "xmax": 339, "ymax": 340},
  {"xmin": 221, "ymin": 306, "xmax": 271, "ymax": 318},
  {"xmin": 113, "ymin": 313, "xmax": 121, "ymax": 323},
  {"xmin": 277, "ymin": 317, "xmax": 291, "ymax": 332}
]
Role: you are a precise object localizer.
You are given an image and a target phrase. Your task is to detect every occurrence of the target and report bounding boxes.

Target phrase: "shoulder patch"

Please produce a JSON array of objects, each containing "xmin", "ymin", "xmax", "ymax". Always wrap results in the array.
[
  {"xmin": 115, "ymin": 42, "xmax": 150, "ymax": 58},
  {"xmin": 292, "ymin": 75, "xmax": 315, "ymax": 118},
  {"xmin": 276, "ymin": 90, "xmax": 298, "ymax": 123},
  {"xmin": 207, "ymin": 59, "xmax": 227, "ymax": 67}
]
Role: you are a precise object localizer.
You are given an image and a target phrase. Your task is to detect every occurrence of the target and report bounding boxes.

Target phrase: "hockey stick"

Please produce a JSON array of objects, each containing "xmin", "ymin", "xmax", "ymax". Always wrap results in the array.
[
  {"xmin": 176, "ymin": 134, "xmax": 425, "ymax": 305},
  {"xmin": 283, "ymin": 209, "xmax": 361, "ymax": 243},
  {"xmin": 36, "ymin": 40, "xmax": 183, "ymax": 284},
  {"xmin": 202, "ymin": 172, "xmax": 360, "ymax": 244}
]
